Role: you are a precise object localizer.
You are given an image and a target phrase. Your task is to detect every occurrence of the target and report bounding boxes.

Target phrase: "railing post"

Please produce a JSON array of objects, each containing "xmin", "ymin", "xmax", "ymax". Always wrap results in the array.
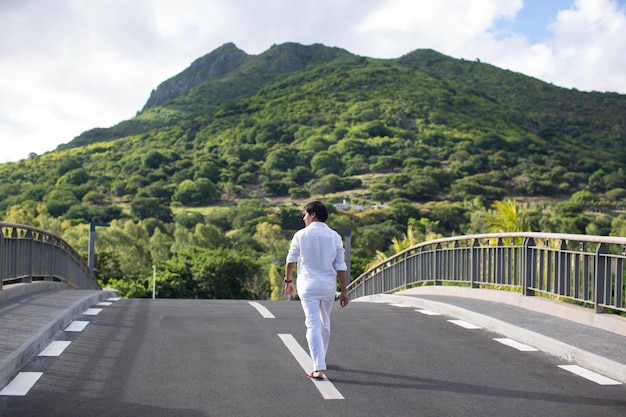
[
  {"xmin": 434, "ymin": 243, "xmax": 442, "ymax": 286},
  {"xmin": 23, "ymin": 230, "xmax": 33, "ymax": 283},
  {"xmin": 403, "ymin": 252, "xmax": 408, "ymax": 290},
  {"xmin": 523, "ymin": 237, "xmax": 536, "ymax": 296},
  {"xmin": 495, "ymin": 237, "xmax": 504, "ymax": 285},
  {"xmin": 471, "ymin": 239, "xmax": 480, "ymax": 288},
  {"xmin": 595, "ymin": 243, "xmax": 607, "ymax": 313},
  {"xmin": 0, "ymin": 227, "xmax": 4, "ymax": 290},
  {"xmin": 557, "ymin": 240, "xmax": 567, "ymax": 296}
]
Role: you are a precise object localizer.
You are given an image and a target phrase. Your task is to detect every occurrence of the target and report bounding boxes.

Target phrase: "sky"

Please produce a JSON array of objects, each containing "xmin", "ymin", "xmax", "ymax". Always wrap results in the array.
[{"xmin": 1, "ymin": 0, "xmax": 626, "ymax": 163}]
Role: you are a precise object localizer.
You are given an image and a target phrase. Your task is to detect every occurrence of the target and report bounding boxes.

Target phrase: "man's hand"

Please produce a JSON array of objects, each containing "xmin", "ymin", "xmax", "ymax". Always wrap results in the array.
[
  {"xmin": 285, "ymin": 281, "xmax": 295, "ymax": 297},
  {"xmin": 339, "ymin": 290, "xmax": 349, "ymax": 308}
]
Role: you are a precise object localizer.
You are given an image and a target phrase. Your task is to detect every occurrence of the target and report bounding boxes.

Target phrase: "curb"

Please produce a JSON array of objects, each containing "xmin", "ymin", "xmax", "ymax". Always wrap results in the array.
[
  {"xmin": 0, "ymin": 282, "xmax": 69, "ymax": 303},
  {"xmin": 0, "ymin": 289, "xmax": 119, "ymax": 389},
  {"xmin": 355, "ymin": 293, "xmax": 626, "ymax": 384}
]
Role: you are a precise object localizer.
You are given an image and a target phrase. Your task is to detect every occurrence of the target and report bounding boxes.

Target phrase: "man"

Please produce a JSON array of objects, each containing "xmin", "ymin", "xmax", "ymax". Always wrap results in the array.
[{"xmin": 284, "ymin": 200, "xmax": 349, "ymax": 380}]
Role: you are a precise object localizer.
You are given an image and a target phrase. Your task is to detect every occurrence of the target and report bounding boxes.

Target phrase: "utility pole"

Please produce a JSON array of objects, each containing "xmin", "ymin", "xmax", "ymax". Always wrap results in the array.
[{"xmin": 88, "ymin": 222, "xmax": 110, "ymax": 272}]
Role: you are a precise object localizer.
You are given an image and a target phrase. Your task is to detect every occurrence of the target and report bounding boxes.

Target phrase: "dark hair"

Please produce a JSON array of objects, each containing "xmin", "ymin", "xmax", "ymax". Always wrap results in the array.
[{"xmin": 304, "ymin": 200, "xmax": 328, "ymax": 222}]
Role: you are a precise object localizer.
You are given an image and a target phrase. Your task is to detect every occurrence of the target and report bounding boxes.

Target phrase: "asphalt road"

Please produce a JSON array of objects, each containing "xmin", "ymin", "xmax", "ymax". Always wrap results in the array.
[{"xmin": 1, "ymin": 298, "xmax": 624, "ymax": 417}]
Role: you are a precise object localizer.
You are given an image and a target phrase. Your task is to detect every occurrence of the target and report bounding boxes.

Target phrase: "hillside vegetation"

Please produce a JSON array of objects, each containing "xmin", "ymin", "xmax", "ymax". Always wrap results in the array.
[{"xmin": 2, "ymin": 42, "xmax": 626, "ymax": 298}]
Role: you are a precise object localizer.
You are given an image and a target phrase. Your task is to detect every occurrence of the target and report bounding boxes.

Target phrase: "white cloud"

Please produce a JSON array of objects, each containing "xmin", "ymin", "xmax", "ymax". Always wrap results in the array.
[
  {"xmin": 546, "ymin": 0, "xmax": 626, "ymax": 91},
  {"xmin": 1, "ymin": 0, "xmax": 625, "ymax": 163},
  {"xmin": 353, "ymin": 0, "xmax": 524, "ymax": 57}
]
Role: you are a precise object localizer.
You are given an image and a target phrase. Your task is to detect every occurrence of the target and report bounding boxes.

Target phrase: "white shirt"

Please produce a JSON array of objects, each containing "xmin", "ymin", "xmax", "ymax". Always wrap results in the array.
[{"xmin": 286, "ymin": 222, "xmax": 347, "ymax": 299}]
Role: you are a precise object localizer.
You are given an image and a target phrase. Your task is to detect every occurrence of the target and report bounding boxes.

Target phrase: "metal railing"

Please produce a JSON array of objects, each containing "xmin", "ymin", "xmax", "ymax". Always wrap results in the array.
[
  {"xmin": 0, "ymin": 222, "xmax": 100, "ymax": 290},
  {"xmin": 348, "ymin": 232, "xmax": 626, "ymax": 314}
]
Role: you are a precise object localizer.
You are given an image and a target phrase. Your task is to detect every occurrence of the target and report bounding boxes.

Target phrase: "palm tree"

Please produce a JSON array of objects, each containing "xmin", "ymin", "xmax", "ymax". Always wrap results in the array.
[
  {"xmin": 366, "ymin": 225, "xmax": 418, "ymax": 270},
  {"xmin": 486, "ymin": 198, "xmax": 529, "ymax": 233},
  {"xmin": 486, "ymin": 198, "xmax": 530, "ymax": 245},
  {"xmin": 391, "ymin": 224, "xmax": 418, "ymax": 253}
]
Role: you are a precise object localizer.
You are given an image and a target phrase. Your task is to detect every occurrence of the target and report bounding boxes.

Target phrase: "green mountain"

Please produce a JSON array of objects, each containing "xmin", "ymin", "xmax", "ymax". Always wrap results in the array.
[{"xmin": 2, "ymin": 42, "xmax": 626, "ymax": 224}]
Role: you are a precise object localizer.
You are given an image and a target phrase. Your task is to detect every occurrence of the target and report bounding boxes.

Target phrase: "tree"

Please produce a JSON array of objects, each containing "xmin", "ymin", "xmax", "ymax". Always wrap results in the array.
[
  {"xmin": 366, "ymin": 250, "xmax": 390, "ymax": 271},
  {"xmin": 399, "ymin": 175, "xmax": 439, "ymax": 201},
  {"xmin": 310, "ymin": 151, "xmax": 343, "ymax": 176},
  {"xmin": 43, "ymin": 189, "xmax": 80, "ymax": 217},
  {"xmin": 4, "ymin": 203, "xmax": 38, "ymax": 226},
  {"xmin": 149, "ymin": 228, "xmax": 173, "ymax": 264},
  {"xmin": 232, "ymin": 200, "xmax": 269, "ymax": 230},
  {"xmin": 308, "ymin": 174, "xmax": 342, "ymax": 195},
  {"xmin": 137, "ymin": 181, "xmax": 174, "ymax": 202},
  {"xmin": 56, "ymin": 157, "xmax": 82, "ymax": 176},
  {"xmin": 112, "ymin": 220, "xmax": 152, "ymax": 273},
  {"xmin": 130, "ymin": 197, "xmax": 173, "ymax": 222},
  {"xmin": 289, "ymin": 166, "xmax": 313, "ymax": 184},
  {"xmin": 391, "ymin": 225, "xmax": 417, "ymax": 253},
  {"xmin": 175, "ymin": 211, "xmax": 205, "ymax": 229},
  {"xmin": 571, "ymin": 190, "xmax": 600, "ymax": 206},
  {"xmin": 187, "ymin": 247, "xmax": 261, "ymax": 299},
  {"xmin": 604, "ymin": 168, "xmax": 626, "ymax": 190},
  {"xmin": 611, "ymin": 216, "xmax": 626, "ymax": 237},
  {"xmin": 289, "ymin": 187, "xmax": 311, "ymax": 199},
  {"xmin": 419, "ymin": 201, "xmax": 468, "ymax": 234},
  {"xmin": 485, "ymin": 198, "xmax": 530, "ymax": 233},
  {"xmin": 586, "ymin": 214, "xmax": 612, "ymax": 236},
  {"xmin": 253, "ymin": 222, "xmax": 288, "ymax": 263},
  {"xmin": 276, "ymin": 205, "xmax": 304, "ymax": 230},
  {"xmin": 193, "ymin": 161, "xmax": 221, "ymax": 182},
  {"xmin": 268, "ymin": 263, "xmax": 284, "ymax": 300},
  {"xmin": 588, "ymin": 169, "xmax": 606, "ymax": 193},
  {"xmin": 193, "ymin": 223, "xmax": 227, "ymax": 248},
  {"xmin": 606, "ymin": 188, "xmax": 626, "ymax": 202},
  {"xmin": 173, "ymin": 178, "xmax": 219, "ymax": 206},
  {"xmin": 353, "ymin": 228, "xmax": 385, "ymax": 258},
  {"xmin": 57, "ymin": 168, "xmax": 90, "ymax": 186},
  {"xmin": 262, "ymin": 147, "xmax": 300, "ymax": 172},
  {"xmin": 388, "ymin": 198, "xmax": 421, "ymax": 226},
  {"xmin": 331, "ymin": 138, "xmax": 372, "ymax": 159},
  {"xmin": 143, "ymin": 150, "xmax": 167, "ymax": 169}
]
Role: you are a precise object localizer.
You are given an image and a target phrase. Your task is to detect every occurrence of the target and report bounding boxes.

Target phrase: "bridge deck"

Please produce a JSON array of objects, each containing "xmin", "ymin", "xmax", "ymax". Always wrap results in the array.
[
  {"xmin": 360, "ymin": 287, "xmax": 626, "ymax": 381},
  {"xmin": 0, "ymin": 285, "xmax": 625, "ymax": 416}
]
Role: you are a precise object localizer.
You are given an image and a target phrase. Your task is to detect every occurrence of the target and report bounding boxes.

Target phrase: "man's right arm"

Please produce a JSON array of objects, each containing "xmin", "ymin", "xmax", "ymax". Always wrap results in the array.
[
  {"xmin": 284, "ymin": 262, "xmax": 295, "ymax": 296},
  {"xmin": 337, "ymin": 269, "xmax": 349, "ymax": 308}
]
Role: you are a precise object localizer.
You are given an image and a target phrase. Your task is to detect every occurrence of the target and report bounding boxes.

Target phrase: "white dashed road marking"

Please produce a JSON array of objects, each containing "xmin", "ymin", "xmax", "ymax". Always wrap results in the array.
[
  {"xmin": 448, "ymin": 319, "xmax": 482, "ymax": 329},
  {"xmin": 1, "ymin": 298, "xmax": 121, "ymax": 397},
  {"xmin": 64, "ymin": 320, "xmax": 90, "ymax": 332},
  {"xmin": 0, "ymin": 372, "xmax": 43, "ymax": 396},
  {"xmin": 248, "ymin": 301, "xmax": 275, "ymax": 318},
  {"xmin": 39, "ymin": 341, "xmax": 72, "ymax": 357},
  {"xmin": 389, "ymin": 303, "xmax": 411, "ymax": 308},
  {"xmin": 558, "ymin": 365, "xmax": 622, "ymax": 385},
  {"xmin": 415, "ymin": 309, "xmax": 441, "ymax": 315},
  {"xmin": 278, "ymin": 333, "xmax": 344, "ymax": 400},
  {"xmin": 414, "ymin": 305, "xmax": 621, "ymax": 386},
  {"xmin": 493, "ymin": 338, "xmax": 539, "ymax": 352}
]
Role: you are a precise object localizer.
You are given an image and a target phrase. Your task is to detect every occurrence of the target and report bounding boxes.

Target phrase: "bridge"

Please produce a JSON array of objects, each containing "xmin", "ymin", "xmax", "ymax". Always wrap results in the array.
[{"xmin": 1, "ymin": 223, "xmax": 625, "ymax": 416}]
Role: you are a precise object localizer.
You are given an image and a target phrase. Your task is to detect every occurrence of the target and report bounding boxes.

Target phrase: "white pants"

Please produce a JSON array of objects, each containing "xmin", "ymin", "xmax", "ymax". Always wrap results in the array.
[{"xmin": 300, "ymin": 298, "xmax": 334, "ymax": 371}]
